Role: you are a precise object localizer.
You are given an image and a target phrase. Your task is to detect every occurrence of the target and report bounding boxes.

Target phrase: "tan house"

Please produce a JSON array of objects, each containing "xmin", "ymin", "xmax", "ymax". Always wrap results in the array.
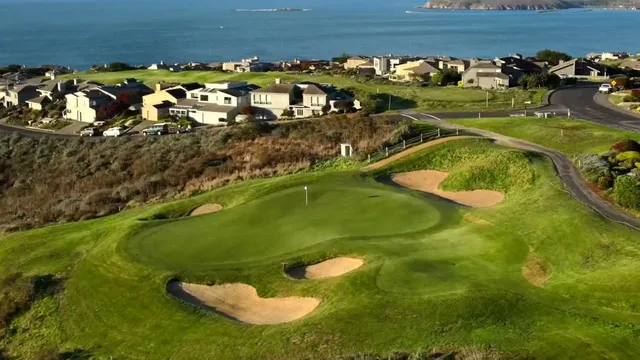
[
  {"xmin": 168, "ymin": 81, "xmax": 259, "ymax": 125},
  {"xmin": 2, "ymin": 84, "xmax": 39, "ymax": 107},
  {"xmin": 462, "ymin": 62, "xmax": 521, "ymax": 89},
  {"xmin": 549, "ymin": 59, "xmax": 605, "ymax": 78},
  {"xmin": 26, "ymin": 80, "xmax": 74, "ymax": 110},
  {"xmin": 440, "ymin": 59, "xmax": 470, "ymax": 73},
  {"xmin": 142, "ymin": 83, "xmax": 203, "ymax": 121},
  {"xmin": 251, "ymin": 80, "xmax": 359, "ymax": 120},
  {"xmin": 344, "ymin": 56, "xmax": 371, "ymax": 70},
  {"xmin": 389, "ymin": 60, "xmax": 439, "ymax": 82}
]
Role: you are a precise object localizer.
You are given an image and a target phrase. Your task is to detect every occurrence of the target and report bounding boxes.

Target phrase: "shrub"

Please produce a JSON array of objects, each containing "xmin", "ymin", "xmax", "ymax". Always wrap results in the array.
[
  {"xmin": 615, "ymin": 151, "xmax": 640, "ymax": 163},
  {"xmin": 577, "ymin": 153, "xmax": 609, "ymax": 182},
  {"xmin": 622, "ymin": 94, "xmax": 640, "ymax": 102},
  {"xmin": 613, "ymin": 175, "xmax": 640, "ymax": 210},
  {"xmin": 598, "ymin": 175, "xmax": 613, "ymax": 190},
  {"xmin": 610, "ymin": 139, "xmax": 640, "ymax": 155}
]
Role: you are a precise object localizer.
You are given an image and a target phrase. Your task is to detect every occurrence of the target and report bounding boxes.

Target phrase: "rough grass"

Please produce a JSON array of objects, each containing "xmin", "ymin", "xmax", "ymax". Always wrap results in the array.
[
  {"xmin": 448, "ymin": 117, "xmax": 640, "ymax": 157},
  {"xmin": 62, "ymin": 70, "xmax": 544, "ymax": 112},
  {"xmin": 2, "ymin": 139, "xmax": 640, "ymax": 359},
  {"xmin": 376, "ymin": 138, "xmax": 536, "ymax": 193}
]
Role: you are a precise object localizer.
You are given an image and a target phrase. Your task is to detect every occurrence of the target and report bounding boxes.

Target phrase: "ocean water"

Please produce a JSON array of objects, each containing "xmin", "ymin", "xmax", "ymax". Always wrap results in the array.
[{"xmin": 0, "ymin": 0, "xmax": 638, "ymax": 69}]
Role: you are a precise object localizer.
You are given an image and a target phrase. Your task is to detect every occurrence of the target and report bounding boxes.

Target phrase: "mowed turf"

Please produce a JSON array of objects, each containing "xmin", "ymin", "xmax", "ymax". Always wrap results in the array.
[
  {"xmin": 125, "ymin": 181, "xmax": 444, "ymax": 270},
  {"xmin": 3, "ymin": 139, "xmax": 640, "ymax": 359}
]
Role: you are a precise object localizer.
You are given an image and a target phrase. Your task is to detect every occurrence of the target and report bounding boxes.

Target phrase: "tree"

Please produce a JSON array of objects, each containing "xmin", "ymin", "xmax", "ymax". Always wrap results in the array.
[
  {"xmin": 519, "ymin": 73, "xmax": 561, "ymax": 89},
  {"xmin": 334, "ymin": 100, "xmax": 355, "ymax": 113},
  {"xmin": 431, "ymin": 68, "xmax": 462, "ymax": 86},
  {"xmin": 321, "ymin": 104, "xmax": 331, "ymax": 115},
  {"xmin": 331, "ymin": 52, "xmax": 350, "ymax": 64},
  {"xmin": 535, "ymin": 49, "xmax": 571, "ymax": 66},
  {"xmin": 280, "ymin": 109, "xmax": 293, "ymax": 119}
]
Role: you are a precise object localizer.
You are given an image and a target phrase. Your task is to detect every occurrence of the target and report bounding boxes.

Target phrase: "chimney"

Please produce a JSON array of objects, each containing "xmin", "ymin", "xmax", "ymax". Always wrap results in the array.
[
  {"xmin": 57, "ymin": 81, "xmax": 66, "ymax": 92},
  {"xmin": 50, "ymin": 72, "xmax": 56, "ymax": 80},
  {"xmin": 275, "ymin": 78, "xmax": 282, "ymax": 85},
  {"xmin": 73, "ymin": 78, "xmax": 79, "ymax": 85},
  {"xmin": 155, "ymin": 83, "xmax": 162, "ymax": 91}
]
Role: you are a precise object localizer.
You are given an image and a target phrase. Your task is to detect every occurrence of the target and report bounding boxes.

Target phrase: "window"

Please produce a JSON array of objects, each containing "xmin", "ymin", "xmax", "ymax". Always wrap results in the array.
[
  {"xmin": 296, "ymin": 109, "xmax": 304, "ymax": 116},
  {"xmin": 191, "ymin": 93, "xmax": 198, "ymax": 99},
  {"xmin": 224, "ymin": 97, "xmax": 231, "ymax": 105},
  {"xmin": 200, "ymin": 95, "xmax": 208, "ymax": 101}
]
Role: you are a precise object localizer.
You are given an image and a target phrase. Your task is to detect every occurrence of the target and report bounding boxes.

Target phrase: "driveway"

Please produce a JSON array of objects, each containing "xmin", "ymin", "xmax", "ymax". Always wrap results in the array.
[{"xmin": 403, "ymin": 113, "xmax": 640, "ymax": 232}]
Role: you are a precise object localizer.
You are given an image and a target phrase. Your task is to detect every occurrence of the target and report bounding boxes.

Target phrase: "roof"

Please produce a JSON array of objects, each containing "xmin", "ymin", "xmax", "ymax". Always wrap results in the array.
[
  {"xmin": 251, "ymin": 83, "xmax": 296, "ymax": 94},
  {"xmin": 165, "ymin": 88, "xmax": 187, "ymax": 99},
  {"xmin": 477, "ymin": 72, "xmax": 510, "ymax": 80},
  {"xmin": 303, "ymin": 85, "xmax": 328, "ymax": 95},
  {"xmin": 470, "ymin": 62, "xmax": 500, "ymax": 69},
  {"xmin": 11, "ymin": 84, "xmax": 37, "ymax": 94},
  {"xmin": 448, "ymin": 59, "xmax": 470, "ymax": 67},
  {"xmin": 83, "ymin": 89, "xmax": 111, "ymax": 99},
  {"xmin": 180, "ymin": 82, "xmax": 203, "ymax": 91},
  {"xmin": 198, "ymin": 103, "xmax": 236, "ymax": 113},
  {"xmin": 26, "ymin": 95, "xmax": 51, "ymax": 104},
  {"xmin": 173, "ymin": 99, "xmax": 199, "ymax": 107},
  {"xmin": 347, "ymin": 56, "xmax": 366, "ymax": 61},
  {"xmin": 152, "ymin": 100, "xmax": 175, "ymax": 109},
  {"xmin": 499, "ymin": 56, "xmax": 542, "ymax": 73}
]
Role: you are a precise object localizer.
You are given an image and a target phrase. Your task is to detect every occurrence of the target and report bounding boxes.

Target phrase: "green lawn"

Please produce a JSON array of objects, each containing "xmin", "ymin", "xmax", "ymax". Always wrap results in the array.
[
  {"xmin": 3, "ymin": 138, "xmax": 640, "ymax": 359},
  {"xmin": 449, "ymin": 117, "xmax": 640, "ymax": 157},
  {"xmin": 62, "ymin": 70, "xmax": 544, "ymax": 112}
]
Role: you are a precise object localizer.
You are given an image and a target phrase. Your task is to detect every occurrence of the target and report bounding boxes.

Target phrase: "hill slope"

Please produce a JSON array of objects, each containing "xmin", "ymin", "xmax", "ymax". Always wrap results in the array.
[{"xmin": 422, "ymin": 0, "xmax": 578, "ymax": 9}]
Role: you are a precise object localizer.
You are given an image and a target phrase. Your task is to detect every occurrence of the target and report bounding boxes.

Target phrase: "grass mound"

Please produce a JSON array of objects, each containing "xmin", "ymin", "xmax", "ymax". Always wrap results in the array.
[{"xmin": 377, "ymin": 138, "xmax": 536, "ymax": 193}]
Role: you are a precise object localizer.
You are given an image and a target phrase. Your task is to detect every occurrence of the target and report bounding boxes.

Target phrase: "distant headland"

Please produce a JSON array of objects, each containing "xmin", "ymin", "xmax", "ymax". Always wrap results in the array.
[
  {"xmin": 235, "ymin": 8, "xmax": 312, "ymax": 12},
  {"xmin": 421, "ymin": 0, "xmax": 639, "ymax": 10}
]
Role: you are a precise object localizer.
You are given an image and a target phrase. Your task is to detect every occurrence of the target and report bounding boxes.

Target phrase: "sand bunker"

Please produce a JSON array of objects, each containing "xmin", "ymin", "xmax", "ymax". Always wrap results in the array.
[
  {"xmin": 287, "ymin": 257, "xmax": 364, "ymax": 279},
  {"xmin": 167, "ymin": 281, "xmax": 320, "ymax": 325},
  {"xmin": 522, "ymin": 252, "xmax": 552, "ymax": 287},
  {"xmin": 190, "ymin": 203, "xmax": 223, "ymax": 216},
  {"xmin": 391, "ymin": 170, "xmax": 504, "ymax": 208}
]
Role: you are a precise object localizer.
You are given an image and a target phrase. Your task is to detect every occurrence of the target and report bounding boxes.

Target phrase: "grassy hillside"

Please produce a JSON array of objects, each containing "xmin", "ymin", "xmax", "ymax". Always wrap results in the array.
[
  {"xmin": 449, "ymin": 117, "xmax": 640, "ymax": 156},
  {"xmin": 62, "ymin": 70, "xmax": 544, "ymax": 112},
  {"xmin": 2, "ymin": 138, "xmax": 640, "ymax": 359}
]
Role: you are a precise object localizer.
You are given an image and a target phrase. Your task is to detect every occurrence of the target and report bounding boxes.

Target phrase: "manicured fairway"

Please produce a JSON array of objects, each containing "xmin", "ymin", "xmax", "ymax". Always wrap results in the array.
[{"xmin": 3, "ymin": 139, "xmax": 640, "ymax": 359}]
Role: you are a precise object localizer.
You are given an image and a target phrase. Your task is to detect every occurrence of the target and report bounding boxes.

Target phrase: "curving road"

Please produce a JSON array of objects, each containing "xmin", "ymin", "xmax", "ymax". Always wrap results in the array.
[{"xmin": 403, "ymin": 113, "xmax": 640, "ymax": 232}]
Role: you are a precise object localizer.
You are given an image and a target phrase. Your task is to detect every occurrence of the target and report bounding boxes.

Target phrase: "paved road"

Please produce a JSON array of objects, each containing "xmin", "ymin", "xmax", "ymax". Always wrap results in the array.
[
  {"xmin": 549, "ymin": 84, "xmax": 640, "ymax": 132},
  {"xmin": 404, "ymin": 113, "xmax": 640, "ymax": 232}
]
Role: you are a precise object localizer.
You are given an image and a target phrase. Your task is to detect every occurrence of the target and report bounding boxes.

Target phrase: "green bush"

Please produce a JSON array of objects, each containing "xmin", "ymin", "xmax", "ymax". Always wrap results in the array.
[
  {"xmin": 615, "ymin": 151, "xmax": 640, "ymax": 162},
  {"xmin": 613, "ymin": 175, "xmax": 640, "ymax": 210},
  {"xmin": 598, "ymin": 175, "xmax": 613, "ymax": 190},
  {"xmin": 622, "ymin": 94, "xmax": 640, "ymax": 102},
  {"xmin": 610, "ymin": 139, "xmax": 640, "ymax": 155}
]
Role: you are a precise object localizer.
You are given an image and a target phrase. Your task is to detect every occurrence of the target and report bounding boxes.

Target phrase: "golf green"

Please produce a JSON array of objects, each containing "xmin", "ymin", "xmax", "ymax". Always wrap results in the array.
[{"xmin": 125, "ymin": 178, "xmax": 447, "ymax": 270}]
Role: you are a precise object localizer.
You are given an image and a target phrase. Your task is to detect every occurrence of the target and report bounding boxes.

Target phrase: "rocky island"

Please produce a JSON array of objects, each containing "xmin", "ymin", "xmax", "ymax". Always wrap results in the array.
[{"xmin": 422, "ymin": 0, "xmax": 579, "ymax": 10}]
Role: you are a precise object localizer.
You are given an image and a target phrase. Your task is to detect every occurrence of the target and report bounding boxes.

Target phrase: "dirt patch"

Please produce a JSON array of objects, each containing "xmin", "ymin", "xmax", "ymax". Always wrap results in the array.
[
  {"xmin": 287, "ymin": 257, "xmax": 364, "ymax": 279},
  {"xmin": 391, "ymin": 170, "xmax": 504, "ymax": 208},
  {"xmin": 362, "ymin": 136, "xmax": 480, "ymax": 171},
  {"xmin": 190, "ymin": 203, "xmax": 223, "ymax": 216},
  {"xmin": 522, "ymin": 252, "xmax": 552, "ymax": 287},
  {"xmin": 167, "ymin": 281, "xmax": 320, "ymax": 325}
]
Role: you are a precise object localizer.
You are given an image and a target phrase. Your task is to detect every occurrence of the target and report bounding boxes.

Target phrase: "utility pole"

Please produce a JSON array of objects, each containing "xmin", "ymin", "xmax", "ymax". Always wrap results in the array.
[
  {"xmin": 486, "ymin": 91, "xmax": 489, "ymax": 108},
  {"xmin": 388, "ymin": 93, "xmax": 391, "ymax": 111}
]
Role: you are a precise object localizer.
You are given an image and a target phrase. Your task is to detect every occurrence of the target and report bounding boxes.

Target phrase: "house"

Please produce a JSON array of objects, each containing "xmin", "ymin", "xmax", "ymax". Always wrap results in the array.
[
  {"xmin": 344, "ymin": 56, "xmax": 371, "ymax": 70},
  {"xmin": 440, "ymin": 59, "xmax": 470, "ymax": 73},
  {"xmin": 142, "ymin": 82, "xmax": 204, "ymax": 121},
  {"xmin": 222, "ymin": 57, "xmax": 272, "ymax": 73},
  {"xmin": 462, "ymin": 62, "xmax": 522, "ymax": 89},
  {"xmin": 148, "ymin": 61, "xmax": 170, "ymax": 70},
  {"xmin": 283, "ymin": 59, "xmax": 330, "ymax": 72},
  {"xmin": 389, "ymin": 60, "xmax": 439, "ymax": 82},
  {"xmin": 601, "ymin": 52, "xmax": 629, "ymax": 61},
  {"xmin": 494, "ymin": 56, "xmax": 546, "ymax": 75},
  {"xmin": 549, "ymin": 59, "xmax": 606, "ymax": 78},
  {"xmin": 168, "ymin": 81, "xmax": 259, "ymax": 125},
  {"xmin": 2, "ymin": 84, "xmax": 39, "ymax": 107},
  {"xmin": 64, "ymin": 78, "xmax": 151, "ymax": 123},
  {"xmin": 25, "ymin": 80, "xmax": 74, "ymax": 110},
  {"xmin": 250, "ymin": 79, "xmax": 359, "ymax": 120}
]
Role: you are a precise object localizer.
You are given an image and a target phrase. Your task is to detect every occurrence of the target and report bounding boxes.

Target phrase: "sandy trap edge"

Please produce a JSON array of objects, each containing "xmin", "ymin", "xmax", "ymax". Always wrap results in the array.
[
  {"xmin": 166, "ymin": 281, "xmax": 320, "ymax": 325},
  {"xmin": 190, "ymin": 203, "xmax": 223, "ymax": 216},
  {"xmin": 287, "ymin": 257, "xmax": 365, "ymax": 279},
  {"xmin": 391, "ymin": 170, "xmax": 504, "ymax": 208}
]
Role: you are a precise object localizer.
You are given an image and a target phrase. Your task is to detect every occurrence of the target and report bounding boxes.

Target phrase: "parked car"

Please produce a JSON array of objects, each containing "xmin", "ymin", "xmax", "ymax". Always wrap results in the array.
[
  {"xmin": 103, "ymin": 127, "xmax": 126, "ymax": 137},
  {"xmin": 599, "ymin": 83, "xmax": 614, "ymax": 94},
  {"xmin": 79, "ymin": 127, "xmax": 99, "ymax": 137},
  {"xmin": 141, "ymin": 123, "xmax": 169, "ymax": 136}
]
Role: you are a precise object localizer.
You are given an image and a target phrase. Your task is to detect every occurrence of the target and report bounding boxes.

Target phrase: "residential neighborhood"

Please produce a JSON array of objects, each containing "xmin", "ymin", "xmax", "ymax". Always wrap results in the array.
[{"xmin": 1, "ymin": 49, "xmax": 639, "ymax": 137}]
